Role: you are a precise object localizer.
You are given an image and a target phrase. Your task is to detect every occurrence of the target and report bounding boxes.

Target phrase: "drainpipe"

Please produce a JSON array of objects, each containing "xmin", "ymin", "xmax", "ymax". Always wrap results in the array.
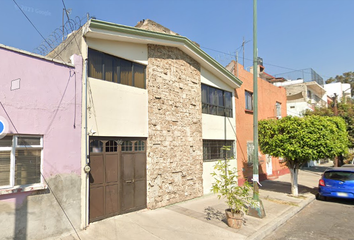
[{"xmin": 84, "ymin": 58, "xmax": 89, "ymax": 226}]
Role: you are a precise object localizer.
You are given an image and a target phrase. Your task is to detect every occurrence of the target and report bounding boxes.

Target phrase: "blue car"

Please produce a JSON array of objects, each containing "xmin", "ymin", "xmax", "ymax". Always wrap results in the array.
[{"xmin": 317, "ymin": 167, "xmax": 354, "ymax": 200}]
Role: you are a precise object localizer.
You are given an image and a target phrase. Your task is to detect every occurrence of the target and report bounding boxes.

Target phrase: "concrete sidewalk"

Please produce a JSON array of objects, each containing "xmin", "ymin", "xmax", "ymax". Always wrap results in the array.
[{"xmin": 59, "ymin": 163, "xmax": 332, "ymax": 240}]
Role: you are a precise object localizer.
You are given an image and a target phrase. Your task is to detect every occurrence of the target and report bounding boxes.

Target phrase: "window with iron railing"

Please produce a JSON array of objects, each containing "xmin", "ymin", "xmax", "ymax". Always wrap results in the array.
[
  {"xmin": 201, "ymin": 84, "xmax": 233, "ymax": 117},
  {"xmin": 203, "ymin": 140, "xmax": 234, "ymax": 161}
]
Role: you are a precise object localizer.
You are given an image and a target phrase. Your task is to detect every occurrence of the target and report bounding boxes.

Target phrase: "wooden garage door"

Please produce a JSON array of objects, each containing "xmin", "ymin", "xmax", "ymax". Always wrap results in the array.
[{"xmin": 89, "ymin": 138, "xmax": 146, "ymax": 223}]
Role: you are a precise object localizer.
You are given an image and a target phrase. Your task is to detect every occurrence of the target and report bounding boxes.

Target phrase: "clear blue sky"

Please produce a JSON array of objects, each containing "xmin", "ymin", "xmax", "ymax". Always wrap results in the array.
[{"xmin": 2, "ymin": 0, "xmax": 353, "ymax": 81}]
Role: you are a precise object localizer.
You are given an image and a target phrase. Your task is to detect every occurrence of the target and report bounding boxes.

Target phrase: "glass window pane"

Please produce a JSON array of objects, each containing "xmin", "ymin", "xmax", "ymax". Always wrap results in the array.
[
  {"xmin": 134, "ymin": 64, "xmax": 145, "ymax": 89},
  {"xmin": 104, "ymin": 55, "xmax": 113, "ymax": 82},
  {"xmin": 15, "ymin": 149, "xmax": 41, "ymax": 185},
  {"xmin": 90, "ymin": 140, "xmax": 103, "ymax": 153},
  {"xmin": 202, "ymin": 85, "xmax": 208, "ymax": 104},
  {"xmin": 217, "ymin": 107, "xmax": 224, "ymax": 116},
  {"xmin": 18, "ymin": 137, "xmax": 40, "ymax": 146},
  {"xmin": 203, "ymin": 140, "xmax": 234, "ymax": 161},
  {"xmin": 224, "ymin": 92, "xmax": 232, "ymax": 108},
  {"xmin": 105, "ymin": 140, "xmax": 117, "ymax": 152},
  {"xmin": 209, "ymin": 88, "xmax": 216, "ymax": 105},
  {"xmin": 120, "ymin": 59, "xmax": 132, "ymax": 86},
  {"xmin": 134, "ymin": 141, "xmax": 145, "ymax": 151},
  {"xmin": 0, "ymin": 151, "xmax": 11, "ymax": 186},
  {"xmin": 245, "ymin": 91, "xmax": 253, "ymax": 110},
  {"xmin": 0, "ymin": 136, "xmax": 12, "ymax": 147},
  {"xmin": 216, "ymin": 89, "xmax": 223, "ymax": 107},
  {"xmin": 202, "ymin": 103, "xmax": 209, "ymax": 114},
  {"xmin": 88, "ymin": 49, "xmax": 103, "ymax": 79},
  {"xmin": 122, "ymin": 141, "xmax": 133, "ymax": 152}
]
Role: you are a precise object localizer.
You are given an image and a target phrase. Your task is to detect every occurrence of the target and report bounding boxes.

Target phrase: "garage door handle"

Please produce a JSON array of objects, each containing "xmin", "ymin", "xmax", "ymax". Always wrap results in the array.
[{"xmin": 126, "ymin": 180, "xmax": 134, "ymax": 183}]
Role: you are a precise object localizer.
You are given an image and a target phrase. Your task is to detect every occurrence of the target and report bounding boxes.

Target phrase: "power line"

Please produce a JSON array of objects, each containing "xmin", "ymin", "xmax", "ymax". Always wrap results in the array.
[
  {"xmin": 12, "ymin": 0, "xmax": 65, "ymax": 62},
  {"xmin": 61, "ymin": 0, "xmax": 82, "ymax": 55},
  {"xmin": 201, "ymin": 45, "xmax": 334, "ymax": 80}
]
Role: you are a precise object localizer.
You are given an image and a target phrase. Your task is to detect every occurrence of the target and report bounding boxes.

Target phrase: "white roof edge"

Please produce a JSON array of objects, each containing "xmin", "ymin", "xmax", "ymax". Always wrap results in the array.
[{"xmin": 0, "ymin": 44, "xmax": 75, "ymax": 67}]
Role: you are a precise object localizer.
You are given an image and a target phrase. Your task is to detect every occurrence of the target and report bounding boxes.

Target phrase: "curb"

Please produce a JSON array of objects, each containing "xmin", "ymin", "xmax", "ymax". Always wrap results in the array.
[{"xmin": 247, "ymin": 194, "xmax": 316, "ymax": 240}]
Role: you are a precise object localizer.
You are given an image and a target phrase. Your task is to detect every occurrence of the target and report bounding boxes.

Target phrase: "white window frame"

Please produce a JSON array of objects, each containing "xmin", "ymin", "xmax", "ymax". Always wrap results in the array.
[{"xmin": 0, "ymin": 135, "xmax": 43, "ymax": 191}]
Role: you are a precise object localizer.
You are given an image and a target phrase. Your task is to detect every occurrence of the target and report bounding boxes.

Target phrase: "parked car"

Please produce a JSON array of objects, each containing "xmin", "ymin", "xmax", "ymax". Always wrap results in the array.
[{"xmin": 317, "ymin": 167, "xmax": 354, "ymax": 200}]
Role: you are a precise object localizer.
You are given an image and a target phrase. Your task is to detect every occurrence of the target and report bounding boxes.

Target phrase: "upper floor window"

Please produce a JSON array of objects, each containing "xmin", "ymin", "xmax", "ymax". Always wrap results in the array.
[
  {"xmin": 201, "ymin": 84, "xmax": 233, "ymax": 117},
  {"xmin": 88, "ymin": 48, "xmax": 146, "ymax": 89},
  {"xmin": 245, "ymin": 90, "xmax": 253, "ymax": 111},
  {"xmin": 0, "ymin": 135, "xmax": 43, "ymax": 189}
]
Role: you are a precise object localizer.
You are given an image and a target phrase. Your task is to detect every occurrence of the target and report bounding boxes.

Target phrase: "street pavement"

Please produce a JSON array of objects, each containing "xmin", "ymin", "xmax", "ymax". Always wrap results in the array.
[{"xmin": 58, "ymin": 162, "xmax": 332, "ymax": 240}]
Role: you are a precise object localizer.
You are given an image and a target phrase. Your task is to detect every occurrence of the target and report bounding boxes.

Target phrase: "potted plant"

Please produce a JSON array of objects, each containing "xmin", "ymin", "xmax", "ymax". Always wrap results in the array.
[{"xmin": 211, "ymin": 146, "xmax": 255, "ymax": 229}]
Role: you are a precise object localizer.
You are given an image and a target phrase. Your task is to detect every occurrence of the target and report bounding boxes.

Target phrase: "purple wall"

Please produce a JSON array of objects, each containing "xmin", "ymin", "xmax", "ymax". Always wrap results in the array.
[{"xmin": 0, "ymin": 47, "xmax": 82, "ymax": 192}]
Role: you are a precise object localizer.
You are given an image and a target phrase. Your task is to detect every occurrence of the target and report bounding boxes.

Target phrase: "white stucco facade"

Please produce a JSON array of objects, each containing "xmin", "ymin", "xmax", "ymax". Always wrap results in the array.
[
  {"xmin": 201, "ymin": 67, "xmax": 237, "ymax": 194},
  {"xmin": 324, "ymin": 82, "xmax": 351, "ymax": 102}
]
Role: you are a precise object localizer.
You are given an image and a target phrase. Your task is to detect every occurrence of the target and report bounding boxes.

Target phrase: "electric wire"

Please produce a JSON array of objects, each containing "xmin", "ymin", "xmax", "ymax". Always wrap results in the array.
[
  {"xmin": 12, "ymin": 0, "xmax": 65, "ymax": 62},
  {"xmin": 201, "ymin": 45, "xmax": 335, "ymax": 80},
  {"xmin": 61, "ymin": 0, "xmax": 82, "ymax": 55}
]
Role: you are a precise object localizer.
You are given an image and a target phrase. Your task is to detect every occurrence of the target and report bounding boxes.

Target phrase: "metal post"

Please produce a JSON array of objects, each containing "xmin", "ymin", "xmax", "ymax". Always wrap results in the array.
[
  {"xmin": 248, "ymin": 0, "xmax": 266, "ymax": 218},
  {"xmin": 252, "ymin": 0, "xmax": 259, "ymax": 202}
]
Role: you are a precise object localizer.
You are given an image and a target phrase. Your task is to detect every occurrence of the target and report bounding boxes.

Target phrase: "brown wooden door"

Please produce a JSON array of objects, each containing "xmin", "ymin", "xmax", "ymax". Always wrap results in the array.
[
  {"xmin": 121, "ymin": 151, "xmax": 147, "ymax": 213},
  {"xmin": 89, "ymin": 138, "xmax": 146, "ymax": 222}
]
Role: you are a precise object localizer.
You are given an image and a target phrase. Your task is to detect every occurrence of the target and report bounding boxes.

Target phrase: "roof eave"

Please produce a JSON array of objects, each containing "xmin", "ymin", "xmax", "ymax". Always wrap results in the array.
[{"xmin": 87, "ymin": 19, "xmax": 242, "ymax": 88}]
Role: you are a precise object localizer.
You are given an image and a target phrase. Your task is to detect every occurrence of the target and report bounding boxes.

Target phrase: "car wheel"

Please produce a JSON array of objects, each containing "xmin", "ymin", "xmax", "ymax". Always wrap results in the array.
[{"xmin": 316, "ymin": 193, "xmax": 327, "ymax": 201}]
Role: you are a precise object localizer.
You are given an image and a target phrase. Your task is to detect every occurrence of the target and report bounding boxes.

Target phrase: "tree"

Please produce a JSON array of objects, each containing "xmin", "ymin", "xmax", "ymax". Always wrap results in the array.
[
  {"xmin": 304, "ymin": 101, "xmax": 354, "ymax": 148},
  {"xmin": 326, "ymin": 71, "xmax": 354, "ymax": 96},
  {"xmin": 259, "ymin": 115, "xmax": 348, "ymax": 196}
]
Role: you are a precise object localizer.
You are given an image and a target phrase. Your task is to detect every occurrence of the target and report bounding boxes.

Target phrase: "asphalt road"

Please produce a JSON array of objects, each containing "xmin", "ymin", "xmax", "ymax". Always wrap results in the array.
[{"xmin": 264, "ymin": 197, "xmax": 354, "ymax": 240}]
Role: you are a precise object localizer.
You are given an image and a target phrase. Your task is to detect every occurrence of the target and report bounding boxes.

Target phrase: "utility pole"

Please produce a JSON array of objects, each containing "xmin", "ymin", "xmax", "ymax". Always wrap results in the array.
[{"xmin": 248, "ymin": 0, "xmax": 266, "ymax": 219}]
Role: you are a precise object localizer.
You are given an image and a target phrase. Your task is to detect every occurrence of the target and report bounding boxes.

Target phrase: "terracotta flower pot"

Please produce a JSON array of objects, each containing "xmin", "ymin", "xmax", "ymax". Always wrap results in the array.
[{"xmin": 225, "ymin": 209, "xmax": 243, "ymax": 229}]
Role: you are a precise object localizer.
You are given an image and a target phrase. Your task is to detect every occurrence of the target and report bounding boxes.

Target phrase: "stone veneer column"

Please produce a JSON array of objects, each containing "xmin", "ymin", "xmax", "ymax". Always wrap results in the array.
[{"xmin": 146, "ymin": 44, "xmax": 203, "ymax": 209}]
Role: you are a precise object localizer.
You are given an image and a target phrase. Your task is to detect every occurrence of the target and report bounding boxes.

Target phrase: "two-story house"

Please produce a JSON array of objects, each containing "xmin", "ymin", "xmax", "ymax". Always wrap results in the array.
[{"xmin": 47, "ymin": 18, "xmax": 242, "ymax": 227}]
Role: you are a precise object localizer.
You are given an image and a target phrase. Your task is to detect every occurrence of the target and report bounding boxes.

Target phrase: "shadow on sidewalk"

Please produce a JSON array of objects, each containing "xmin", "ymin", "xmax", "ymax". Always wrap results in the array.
[{"xmin": 260, "ymin": 180, "xmax": 317, "ymax": 195}]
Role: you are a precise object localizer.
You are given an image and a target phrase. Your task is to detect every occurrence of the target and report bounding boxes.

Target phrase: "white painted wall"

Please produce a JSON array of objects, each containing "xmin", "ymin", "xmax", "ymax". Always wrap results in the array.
[
  {"xmin": 86, "ymin": 38, "xmax": 148, "ymax": 65},
  {"xmin": 287, "ymin": 102, "xmax": 310, "ymax": 117},
  {"xmin": 324, "ymin": 82, "xmax": 351, "ymax": 102},
  {"xmin": 87, "ymin": 78, "xmax": 148, "ymax": 137},
  {"xmin": 203, "ymin": 159, "xmax": 237, "ymax": 195},
  {"xmin": 201, "ymin": 67, "xmax": 236, "ymax": 140},
  {"xmin": 200, "ymin": 67, "xmax": 237, "ymax": 194}
]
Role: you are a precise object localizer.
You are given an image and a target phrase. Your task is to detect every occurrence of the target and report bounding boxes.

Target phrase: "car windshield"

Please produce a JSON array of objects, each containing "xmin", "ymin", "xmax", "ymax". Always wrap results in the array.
[{"xmin": 324, "ymin": 171, "xmax": 354, "ymax": 181}]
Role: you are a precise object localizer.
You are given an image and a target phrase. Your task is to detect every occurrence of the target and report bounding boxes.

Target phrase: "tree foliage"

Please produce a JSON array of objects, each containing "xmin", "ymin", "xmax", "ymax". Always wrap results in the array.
[
  {"xmin": 259, "ymin": 116, "xmax": 348, "ymax": 165},
  {"xmin": 304, "ymin": 102, "xmax": 354, "ymax": 148},
  {"xmin": 326, "ymin": 71, "xmax": 354, "ymax": 96},
  {"xmin": 259, "ymin": 115, "xmax": 349, "ymax": 196}
]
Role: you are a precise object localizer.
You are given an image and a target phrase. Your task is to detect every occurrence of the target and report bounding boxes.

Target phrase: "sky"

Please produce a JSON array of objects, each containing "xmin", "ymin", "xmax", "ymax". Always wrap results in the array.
[{"xmin": 1, "ymin": 0, "xmax": 353, "ymax": 81}]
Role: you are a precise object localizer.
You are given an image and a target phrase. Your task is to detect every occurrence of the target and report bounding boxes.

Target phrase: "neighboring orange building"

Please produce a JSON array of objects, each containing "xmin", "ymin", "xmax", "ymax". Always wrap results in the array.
[{"xmin": 226, "ymin": 61, "xmax": 289, "ymax": 185}]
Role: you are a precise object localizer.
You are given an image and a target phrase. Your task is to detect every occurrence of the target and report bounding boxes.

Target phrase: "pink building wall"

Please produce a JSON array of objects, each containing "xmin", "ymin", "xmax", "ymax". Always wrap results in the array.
[{"xmin": 0, "ymin": 45, "xmax": 83, "ymax": 239}]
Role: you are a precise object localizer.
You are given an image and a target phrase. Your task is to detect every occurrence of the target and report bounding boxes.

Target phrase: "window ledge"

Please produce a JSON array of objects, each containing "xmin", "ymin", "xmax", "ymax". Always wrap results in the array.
[
  {"xmin": 245, "ymin": 109, "xmax": 254, "ymax": 114},
  {"xmin": 0, "ymin": 184, "xmax": 47, "ymax": 196}
]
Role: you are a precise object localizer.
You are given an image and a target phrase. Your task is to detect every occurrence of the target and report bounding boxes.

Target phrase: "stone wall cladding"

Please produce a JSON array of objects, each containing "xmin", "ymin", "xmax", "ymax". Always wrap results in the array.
[{"xmin": 147, "ymin": 44, "xmax": 203, "ymax": 209}]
